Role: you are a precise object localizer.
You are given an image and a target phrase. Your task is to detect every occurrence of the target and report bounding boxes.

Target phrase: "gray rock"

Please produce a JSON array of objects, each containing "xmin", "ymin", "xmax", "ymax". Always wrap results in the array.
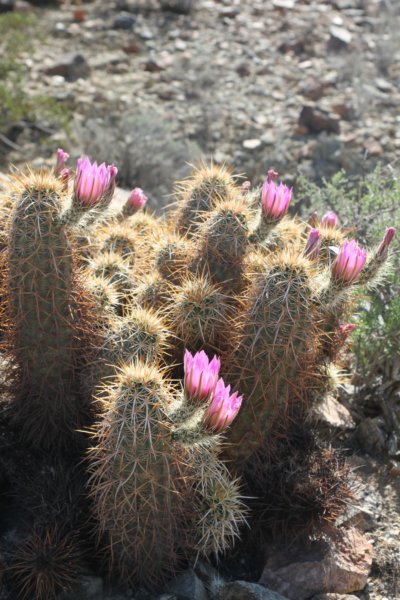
[
  {"xmin": 328, "ymin": 26, "xmax": 352, "ymax": 50},
  {"xmin": 44, "ymin": 53, "xmax": 90, "ymax": 82},
  {"xmin": 356, "ymin": 417, "xmax": 387, "ymax": 455},
  {"xmin": 0, "ymin": 0, "xmax": 14, "ymax": 14},
  {"xmin": 220, "ymin": 581, "xmax": 289, "ymax": 600},
  {"xmin": 113, "ymin": 13, "xmax": 136, "ymax": 30},
  {"xmin": 337, "ymin": 487, "xmax": 382, "ymax": 532},
  {"xmin": 165, "ymin": 569, "xmax": 208, "ymax": 600},
  {"xmin": 57, "ymin": 575, "xmax": 103, "ymax": 600}
]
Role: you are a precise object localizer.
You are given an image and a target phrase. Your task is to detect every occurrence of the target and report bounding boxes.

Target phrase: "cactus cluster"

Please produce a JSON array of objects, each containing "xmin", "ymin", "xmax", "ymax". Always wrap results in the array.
[{"xmin": 0, "ymin": 152, "xmax": 395, "ymax": 597}]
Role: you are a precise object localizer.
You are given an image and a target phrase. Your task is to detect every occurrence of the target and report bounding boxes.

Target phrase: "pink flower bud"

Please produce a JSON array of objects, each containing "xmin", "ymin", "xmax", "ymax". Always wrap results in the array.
[
  {"xmin": 124, "ymin": 188, "xmax": 148, "ymax": 215},
  {"xmin": 60, "ymin": 168, "xmax": 70, "ymax": 191},
  {"xmin": 73, "ymin": 157, "xmax": 117, "ymax": 208},
  {"xmin": 55, "ymin": 148, "xmax": 69, "ymax": 177},
  {"xmin": 184, "ymin": 349, "xmax": 220, "ymax": 403},
  {"xmin": 332, "ymin": 239, "xmax": 367, "ymax": 285},
  {"xmin": 203, "ymin": 378, "xmax": 243, "ymax": 432},
  {"xmin": 321, "ymin": 211, "xmax": 339, "ymax": 228},
  {"xmin": 267, "ymin": 168, "xmax": 279, "ymax": 182},
  {"xmin": 377, "ymin": 227, "xmax": 395, "ymax": 259},
  {"xmin": 261, "ymin": 179, "xmax": 292, "ymax": 223},
  {"xmin": 305, "ymin": 228, "xmax": 321, "ymax": 259},
  {"xmin": 339, "ymin": 322, "xmax": 356, "ymax": 337}
]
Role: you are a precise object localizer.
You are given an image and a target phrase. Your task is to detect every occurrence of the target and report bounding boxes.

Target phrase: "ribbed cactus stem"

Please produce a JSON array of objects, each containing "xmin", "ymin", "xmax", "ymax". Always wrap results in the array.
[
  {"xmin": 224, "ymin": 251, "xmax": 319, "ymax": 463},
  {"xmin": 88, "ymin": 362, "xmax": 187, "ymax": 587},
  {"xmin": 175, "ymin": 165, "xmax": 236, "ymax": 236},
  {"xmin": 7, "ymin": 171, "xmax": 88, "ymax": 449},
  {"xmin": 168, "ymin": 274, "xmax": 231, "ymax": 355},
  {"xmin": 190, "ymin": 198, "xmax": 250, "ymax": 295},
  {"xmin": 250, "ymin": 215, "xmax": 278, "ymax": 243}
]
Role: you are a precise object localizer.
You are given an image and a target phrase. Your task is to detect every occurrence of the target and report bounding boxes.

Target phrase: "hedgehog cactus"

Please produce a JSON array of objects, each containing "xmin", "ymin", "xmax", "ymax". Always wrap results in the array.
[
  {"xmin": 0, "ymin": 154, "xmax": 395, "ymax": 594},
  {"xmin": 3, "ymin": 170, "xmax": 98, "ymax": 449},
  {"xmin": 88, "ymin": 360, "xmax": 245, "ymax": 588}
]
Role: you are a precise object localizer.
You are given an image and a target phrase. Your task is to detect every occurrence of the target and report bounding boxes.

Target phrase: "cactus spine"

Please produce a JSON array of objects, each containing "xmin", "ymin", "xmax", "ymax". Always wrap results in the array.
[
  {"xmin": 88, "ymin": 362, "xmax": 245, "ymax": 588},
  {"xmin": 5, "ymin": 171, "xmax": 95, "ymax": 449}
]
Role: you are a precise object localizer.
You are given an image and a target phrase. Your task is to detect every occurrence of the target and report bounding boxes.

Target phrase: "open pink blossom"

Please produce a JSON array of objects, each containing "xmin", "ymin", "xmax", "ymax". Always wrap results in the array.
[
  {"xmin": 55, "ymin": 148, "xmax": 69, "ymax": 177},
  {"xmin": 124, "ymin": 188, "xmax": 148, "ymax": 215},
  {"xmin": 203, "ymin": 378, "xmax": 243, "ymax": 432},
  {"xmin": 261, "ymin": 178, "xmax": 292, "ymax": 222},
  {"xmin": 184, "ymin": 349, "xmax": 220, "ymax": 402},
  {"xmin": 321, "ymin": 211, "xmax": 339, "ymax": 228},
  {"xmin": 377, "ymin": 227, "xmax": 395, "ymax": 259},
  {"xmin": 332, "ymin": 239, "xmax": 366, "ymax": 285},
  {"xmin": 305, "ymin": 228, "xmax": 321, "ymax": 259},
  {"xmin": 73, "ymin": 157, "xmax": 117, "ymax": 208}
]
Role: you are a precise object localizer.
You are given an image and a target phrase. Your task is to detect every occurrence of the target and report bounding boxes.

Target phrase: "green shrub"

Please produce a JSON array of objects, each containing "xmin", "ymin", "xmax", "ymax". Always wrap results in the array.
[{"xmin": 296, "ymin": 166, "xmax": 400, "ymax": 387}]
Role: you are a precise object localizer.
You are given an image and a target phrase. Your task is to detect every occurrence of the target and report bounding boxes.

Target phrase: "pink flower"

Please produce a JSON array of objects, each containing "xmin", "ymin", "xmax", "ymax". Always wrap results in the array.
[
  {"xmin": 261, "ymin": 179, "xmax": 292, "ymax": 223},
  {"xmin": 184, "ymin": 349, "xmax": 220, "ymax": 402},
  {"xmin": 267, "ymin": 168, "xmax": 279, "ymax": 182},
  {"xmin": 305, "ymin": 228, "xmax": 321, "ymax": 259},
  {"xmin": 377, "ymin": 227, "xmax": 395, "ymax": 259},
  {"xmin": 73, "ymin": 157, "xmax": 117, "ymax": 208},
  {"xmin": 124, "ymin": 188, "xmax": 148, "ymax": 215},
  {"xmin": 55, "ymin": 148, "xmax": 69, "ymax": 177},
  {"xmin": 338, "ymin": 322, "xmax": 356, "ymax": 338},
  {"xmin": 332, "ymin": 239, "xmax": 367, "ymax": 285},
  {"xmin": 321, "ymin": 211, "xmax": 339, "ymax": 228},
  {"xmin": 203, "ymin": 378, "xmax": 243, "ymax": 432}
]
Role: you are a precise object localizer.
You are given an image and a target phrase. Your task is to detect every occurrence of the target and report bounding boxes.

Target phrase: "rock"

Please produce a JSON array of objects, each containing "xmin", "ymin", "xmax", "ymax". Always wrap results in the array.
[
  {"xmin": 375, "ymin": 78, "xmax": 393, "ymax": 93},
  {"xmin": 236, "ymin": 62, "xmax": 252, "ymax": 77},
  {"xmin": 299, "ymin": 106, "xmax": 340, "ymax": 134},
  {"xmin": 193, "ymin": 560, "xmax": 225, "ymax": 597},
  {"xmin": 113, "ymin": 12, "xmax": 136, "ymax": 30},
  {"xmin": 313, "ymin": 394, "xmax": 356, "ymax": 430},
  {"xmin": 364, "ymin": 139, "xmax": 384, "ymax": 157},
  {"xmin": 0, "ymin": 0, "xmax": 15, "ymax": 12},
  {"xmin": 57, "ymin": 575, "xmax": 103, "ymax": 600},
  {"xmin": 328, "ymin": 26, "xmax": 352, "ymax": 50},
  {"xmin": 220, "ymin": 580, "xmax": 289, "ymax": 600},
  {"xmin": 73, "ymin": 10, "xmax": 86, "ymax": 23},
  {"xmin": 273, "ymin": 0, "xmax": 295, "ymax": 9},
  {"xmin": 174, "ymin": 39, "xmax": 187, "ymax": 51},
  {"xmin": 122, "ymin": 41, "xmax": 141, "ymax": 54},
  {"xmin": 243, "ymin": 139, "xmax": 262, "ymax": 150},
  {"xmin": 337, "ymin": 492, "xmax": 380, "ymax": 532},
  {"xmin": 332, "ymin": 103, "xmax": 355, "ymax": 121},
  {"xmin": 144, "ymin": 59, "xmax": 166, "ymax": 73},
  {"xmin": 259, "ymin": 528, "xmax": 372, "ymax": 599},
  {"xmin": 312, "ymin": 595, "xmax": 360, "ymax": 600},
  {"xmin": 278, "ymin": 37, "xmax": 305, "ymax": 55},
  {"xmin": 44, "ymin": 53, "xmax": 90, "ymax": 82},
  {"xmin": 356, "ymin": 417, "xmax": 387, "ymax": 454},
  {"xmin": 165, "ymin": 569, "xmax": 208, "ymax": 600},
  {"xmin": 160, "ymin": 0, "xmax": 193, "ymax": 15}
]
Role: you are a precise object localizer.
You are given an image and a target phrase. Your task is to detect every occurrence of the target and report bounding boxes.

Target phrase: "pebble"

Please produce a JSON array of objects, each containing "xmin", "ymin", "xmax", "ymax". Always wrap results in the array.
[
  {"xmin": 242, "ymin": 138, "xmax": 262, "ymax": 150},
  {"xmin": 113, "ymin": 13, "xmax": 136, "ymax": 30}
]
